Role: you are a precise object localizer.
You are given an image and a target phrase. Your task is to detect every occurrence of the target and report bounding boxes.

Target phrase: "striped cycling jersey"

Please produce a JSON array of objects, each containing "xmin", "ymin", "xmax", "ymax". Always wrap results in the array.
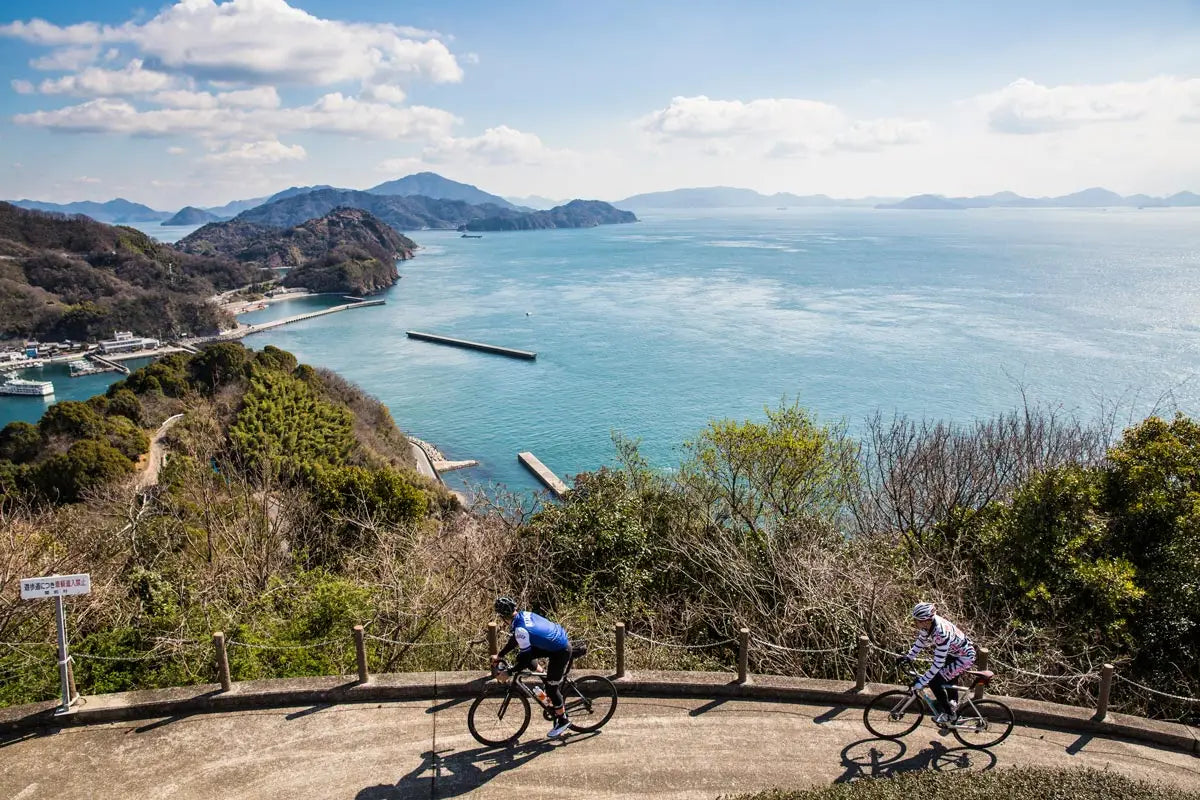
[{"xmin": 905, "ymin": 614, "xmax": 976, "ymax": 688}]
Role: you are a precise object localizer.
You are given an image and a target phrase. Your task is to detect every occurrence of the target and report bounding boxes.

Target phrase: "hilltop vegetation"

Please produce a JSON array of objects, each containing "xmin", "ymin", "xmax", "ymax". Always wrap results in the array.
[
  {"xmin": 177, "ymin": 208, "xmax": 415, "ymax": 294},
  {"xmin": 0, "ymin": 202, "xmax": 266, "ymax": 341}
]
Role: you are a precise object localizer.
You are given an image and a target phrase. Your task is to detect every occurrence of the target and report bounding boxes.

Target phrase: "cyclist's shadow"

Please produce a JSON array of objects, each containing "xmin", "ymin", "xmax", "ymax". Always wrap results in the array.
[
  {"xmin": 835, "ymin": 737, "xmax": 996, "ymax": 783},
  {"xmin": 357, "ymin": 733, "xmax": 599, "ymax": 799}
]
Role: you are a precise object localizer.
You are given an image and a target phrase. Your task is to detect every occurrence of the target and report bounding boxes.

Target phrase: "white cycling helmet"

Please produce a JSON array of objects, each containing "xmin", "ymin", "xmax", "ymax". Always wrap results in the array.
[{"xmin": 912, "ymin": 602, "xmax": 936, "ymax": 621}]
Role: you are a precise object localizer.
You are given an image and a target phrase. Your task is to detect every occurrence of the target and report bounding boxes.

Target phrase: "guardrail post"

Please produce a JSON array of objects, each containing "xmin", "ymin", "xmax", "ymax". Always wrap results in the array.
[
  {"xmin": 353, "ymin": 625, "xmax": 368, "ymax": 684},
  {"xmin": 487, "ymin": 621, "xmax": 498, "ymax": 658},
  {"xmin": 1095, "ymin": 663, "xmax": 1114, "ymax": 721},
  {"xmin": 67, "ymin": 657, "xmax": 79, "ymax": 703},
  {"xmin": 855, "ymin": 635, "xmax": 869, "ymax": 691},
  {"xmin": 615, "ymin": 622, "xmax": 626, "ymax": 679},
  {"xmin": 737, "ymin": 628, "xmax": 750, "ymax": 684},
  {"xmin": 213, "ymin": 631, "xmax": 231, "ymax": 692},
  {"xmin": 973, "ymin": 647, "xmax": 989, "ymax": 700}
]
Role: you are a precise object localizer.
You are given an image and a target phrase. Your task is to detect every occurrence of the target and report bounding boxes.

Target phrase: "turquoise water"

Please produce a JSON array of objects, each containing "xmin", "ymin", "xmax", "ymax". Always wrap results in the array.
[
  {"xmin": 5, "ymin": 208, "xmax": 1200, "ymax": 494},
  {"xmin": 1, "ymin": 359, "xmax": 153, "ymax": 423}
]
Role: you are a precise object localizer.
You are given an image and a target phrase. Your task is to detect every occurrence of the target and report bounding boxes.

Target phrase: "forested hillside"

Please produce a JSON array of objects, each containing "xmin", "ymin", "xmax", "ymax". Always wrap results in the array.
[{"xmin": 0, "ymin": 203, "xmax": 266, "ymax": 341}]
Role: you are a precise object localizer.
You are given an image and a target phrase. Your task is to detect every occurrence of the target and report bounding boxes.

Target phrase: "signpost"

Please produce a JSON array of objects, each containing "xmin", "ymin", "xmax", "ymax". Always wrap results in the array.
[{"xmin": 20, "ymin": 573, "xmax": 90, "ymax": 715}]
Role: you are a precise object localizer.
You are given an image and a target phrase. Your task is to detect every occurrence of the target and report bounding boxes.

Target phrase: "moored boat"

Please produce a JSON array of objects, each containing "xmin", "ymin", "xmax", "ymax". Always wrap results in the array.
[{"xmin": 0, "ymin": 377, "xmax": 55, "ymax": 396}]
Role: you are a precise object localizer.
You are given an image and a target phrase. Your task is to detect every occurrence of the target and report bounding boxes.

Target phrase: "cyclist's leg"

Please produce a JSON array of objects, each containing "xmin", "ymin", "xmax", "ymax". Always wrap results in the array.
[
  {"xmin": 545, "ymin": 649, "xmax": 571, "ymax": 717},
  {"xmin": 937, "ymin": 649, "xmax": 975, "ymax": 716}
]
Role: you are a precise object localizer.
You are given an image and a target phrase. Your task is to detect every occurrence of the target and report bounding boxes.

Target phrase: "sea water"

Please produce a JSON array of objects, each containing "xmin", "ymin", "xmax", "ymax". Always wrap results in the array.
[{"xmin": 5, "ymin": 207, "xmax": 1199, "ymax": 495}]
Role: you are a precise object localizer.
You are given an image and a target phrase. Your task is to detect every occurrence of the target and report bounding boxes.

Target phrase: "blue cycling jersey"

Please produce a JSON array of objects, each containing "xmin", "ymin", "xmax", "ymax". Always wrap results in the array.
[{"xmin": 511, "ymin": 611, "xmax": 569, "ymax": 652}]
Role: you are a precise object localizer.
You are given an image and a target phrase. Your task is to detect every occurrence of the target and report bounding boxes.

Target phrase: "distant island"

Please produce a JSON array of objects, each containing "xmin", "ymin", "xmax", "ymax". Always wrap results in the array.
[
  {"xmin": 177, "ymin": 208, "xmax": 415, "ymax": 295},
  {"xmin": 876, "ymin": 187, "xmax": 1200, "ymax": 210},
  {"xmin": 616, "ymin": 186, "xmax": 886, "ymax": 209},
  {"xmin": 234, "ymin": 188, "xmax": 637, "ymax": 233},
  {"xmin": 161, "ymin": 206, "xmax": 223, "ymax": 226}
]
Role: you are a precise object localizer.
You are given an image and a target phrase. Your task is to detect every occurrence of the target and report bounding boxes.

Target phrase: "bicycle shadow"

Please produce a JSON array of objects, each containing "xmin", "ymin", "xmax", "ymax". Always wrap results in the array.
[
  {"xmin": 356, "ymin": 732, "xmax": 599, "ymax": 799},
  {"xmin": 835, "ymin": 737, "xmax": 997, "ymax": 783}
]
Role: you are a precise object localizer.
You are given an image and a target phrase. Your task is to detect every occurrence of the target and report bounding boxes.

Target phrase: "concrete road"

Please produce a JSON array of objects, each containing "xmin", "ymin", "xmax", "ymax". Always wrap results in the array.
[
  {"xmin": 136, "ymin": 413, "xmax": 184, "ymax": 490},
  {"xmin": 1, "ymin": 697, "xmax": 1197, "ymax": 799}
]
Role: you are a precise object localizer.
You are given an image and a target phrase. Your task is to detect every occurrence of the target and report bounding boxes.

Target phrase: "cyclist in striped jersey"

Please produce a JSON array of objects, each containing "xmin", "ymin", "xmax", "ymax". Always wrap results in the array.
[{"xmin": 897, "ymin": 602, "xmax": 977, "ymax": 725}]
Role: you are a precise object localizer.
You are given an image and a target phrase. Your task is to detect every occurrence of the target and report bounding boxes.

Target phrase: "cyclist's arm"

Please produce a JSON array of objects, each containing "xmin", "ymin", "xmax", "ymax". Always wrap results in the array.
[
  {"xmin": 507, "ymin": 626, "xmax": 535, "ymax": 671},
  {"xmin": 903, "ymin": 630, "xmax": 928, "ymax": 662},
  {"xmin": 497, "ymin": 634, "xmax": 518, "ymax": 659}
]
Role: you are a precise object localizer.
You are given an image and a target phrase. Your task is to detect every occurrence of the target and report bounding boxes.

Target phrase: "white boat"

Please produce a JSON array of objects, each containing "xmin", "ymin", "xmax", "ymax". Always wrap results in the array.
[
  {"xmin": 0, "ymin": 377, "xmax": 55, "ymax": 396},
  {"xmin": 68, "ymin": 359, "xmax": 102, "ymax": 377}
]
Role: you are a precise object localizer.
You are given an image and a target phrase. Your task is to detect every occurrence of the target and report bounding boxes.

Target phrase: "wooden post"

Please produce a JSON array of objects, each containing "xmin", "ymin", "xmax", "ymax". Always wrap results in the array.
[
  {"xmin": 855, "ymin": 635, "xmax": 869, "ymax": 691},
  {"xmin": 353, "ymin": 625, "xmax": 368, "ymax": 684},
  {"xmin": 737, "ymin": 628, "xmax": 750, "ymax": 684},
  {"xmin": 973, "ymin": 648, "xmax": 989, "ymax": 700},
  {"xmin": 1095, "ymin": 663, "xmax": 1114, "ymax": 721},
  {"xmin": 487, "ymin": 622, "xmax": 498, "ymax": 658},
  {"xmin": 66, "ymin": 657, "xmax": 78, "ymax": 703},
  {"xmin": 615, "ymin": 622, "xmax": 626, "ymax": 679},
  {"xmin": 213, "ymin": 632, "xmax": 231, "ymax": 692}
]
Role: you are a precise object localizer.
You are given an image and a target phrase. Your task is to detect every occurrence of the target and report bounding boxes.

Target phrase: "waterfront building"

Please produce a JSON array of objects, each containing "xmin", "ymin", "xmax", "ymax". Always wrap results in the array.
[{"xmin": 98, "ymin": 331, "xmax": 160, "ymax": 354}]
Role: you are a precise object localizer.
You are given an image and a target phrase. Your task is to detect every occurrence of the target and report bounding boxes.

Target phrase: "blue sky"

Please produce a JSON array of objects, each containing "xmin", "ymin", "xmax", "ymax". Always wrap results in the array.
[{"xmin": 1, "ymin": 1, "xmax": 1198, "ymax": 208}]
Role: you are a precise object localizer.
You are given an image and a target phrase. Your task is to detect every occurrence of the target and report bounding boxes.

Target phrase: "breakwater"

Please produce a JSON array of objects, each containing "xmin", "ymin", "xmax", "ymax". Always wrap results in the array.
[
  {"xmin": 405, "ymin": 331, "xmax": 537, "ymax": 360},
  {"xmin": 218, "ymin": 299, "xmax": 385, "ymax": 341}
]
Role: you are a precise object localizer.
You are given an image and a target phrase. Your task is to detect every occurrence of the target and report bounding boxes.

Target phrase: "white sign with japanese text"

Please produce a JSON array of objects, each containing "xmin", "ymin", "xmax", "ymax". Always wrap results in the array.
[{"xmin": 20, "ymin": 574, "xmax": 91, "ymax": 599}]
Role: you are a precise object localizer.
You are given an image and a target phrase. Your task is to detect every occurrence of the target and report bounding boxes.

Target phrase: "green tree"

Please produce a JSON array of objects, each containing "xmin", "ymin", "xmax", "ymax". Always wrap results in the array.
[
  {"xmin": 106, "ymin": 388, "xmax": 144, "ymax": 425},
  {"xmin": 38, "ymin": 400, "xmax": 107, "ymax": 441},
  {"xmin": 678, "ymin": 400, "xmax": 858, "ymax": 548},
  {"xmin": 188, "ymin": 342, "xmax": 251, "ymax": 394},
  {"xmin": 0, "ymin": 421, "xmax": 41, "ymax": 464},
  {"xmin": 31, "ymin": 439, "xmax": 132, "ymax": 502},
  {"xmin": 1103, "ymin": 414, "xmax": 1200, "ymax": 678}
]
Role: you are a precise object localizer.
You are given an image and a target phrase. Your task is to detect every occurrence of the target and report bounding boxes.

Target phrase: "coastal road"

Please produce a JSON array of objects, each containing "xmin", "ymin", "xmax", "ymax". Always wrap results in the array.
[
  {"xmin": 1, "ymin": 697, "xmax": 1196, "ymax": 799},
  {"xmin": 136, "ymin": 413, "xmax": 184, "ymax": 490}
]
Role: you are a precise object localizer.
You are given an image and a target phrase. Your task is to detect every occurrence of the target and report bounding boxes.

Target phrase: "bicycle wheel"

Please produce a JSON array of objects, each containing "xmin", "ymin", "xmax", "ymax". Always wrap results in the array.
[
  {"xmin": 863, "ymin": 690, "xmax": 924, "ymax": 739},
  {"xmin": 952, "ymin": 699, "xmax": 1014, "ymax": 749},
  {"xmin": 565, "ymin": 675, "xmax": 618, "ymax": 732},
  {"xmin": 467, "ymin": 684, "xmax": 532, "ymax": 746}
]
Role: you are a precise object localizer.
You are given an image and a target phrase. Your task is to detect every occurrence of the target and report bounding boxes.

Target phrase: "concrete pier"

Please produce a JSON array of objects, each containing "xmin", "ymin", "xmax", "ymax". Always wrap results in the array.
[
  {"xmin": 406, "ymin": 331, "xmax": 536, "ymax": 360},
  {"xmin": 88, "ymin": 354, "xmax": 131, "ymax": 375},
  {"xmin": 518, "ymin": 451, "xmax": 569, "ymax": 497},
  {"xmin": 217, "ymin": 299, "xmax": 385, "ymax": 341}
]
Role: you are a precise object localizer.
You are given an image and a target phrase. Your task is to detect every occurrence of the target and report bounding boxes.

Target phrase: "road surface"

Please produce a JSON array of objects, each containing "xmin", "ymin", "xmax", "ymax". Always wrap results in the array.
[{"xmin": 1, "ymin": 697, "xmax": 1196, "ymax": 799}]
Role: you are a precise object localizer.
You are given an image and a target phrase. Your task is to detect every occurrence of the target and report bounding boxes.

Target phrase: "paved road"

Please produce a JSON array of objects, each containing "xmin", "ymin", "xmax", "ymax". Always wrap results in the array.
[
  {"xmin": 1, "ymin": 697, "xmax": 1196, "ymax": 799},
  {"xmin": 136, "ymin": 413, "xmax": 184, "ymax": 490}
]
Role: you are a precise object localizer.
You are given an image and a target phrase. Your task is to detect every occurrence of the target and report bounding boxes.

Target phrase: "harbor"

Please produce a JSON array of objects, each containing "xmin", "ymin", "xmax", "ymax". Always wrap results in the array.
[{"xmin": 216, "ymin": 298, "xmax": 385, "ymax": 340}]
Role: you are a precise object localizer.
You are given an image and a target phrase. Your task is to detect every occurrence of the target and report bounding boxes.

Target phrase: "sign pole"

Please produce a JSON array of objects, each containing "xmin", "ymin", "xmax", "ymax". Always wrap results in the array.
[
  {"xmin": 21, "ymin": 572, "xmax": 90, "ymax": 716},
  {"xmin": 55, "ymin": 593, "xmax": 71, "ymax": 715}
]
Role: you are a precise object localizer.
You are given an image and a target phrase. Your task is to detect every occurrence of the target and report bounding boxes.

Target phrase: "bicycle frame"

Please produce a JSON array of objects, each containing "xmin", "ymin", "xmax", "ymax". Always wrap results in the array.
[{"xmin": 893, "ymin": 670, "xmax": 988, "ymax": 730}]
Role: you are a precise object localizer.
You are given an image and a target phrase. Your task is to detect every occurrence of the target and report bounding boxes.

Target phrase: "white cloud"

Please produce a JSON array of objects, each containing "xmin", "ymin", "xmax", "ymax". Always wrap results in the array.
[
  {"xmin": 75, "ymin": 176, "xmax": 101, "ymax": 183},
  {"xmin": 203, "ymin": 139, "xmax": 306, "ymax": 165},
  {"xmin": 638, "ymin": 95, "xmax": 930, "ymax": 157},
  {"xmin": 35, "ymin": 59, "xmax": 174, "ymax": 97},
  {"xmin": 976, "ymin": 76, "xmax": 1200, "ymax": 134},
  {"xmin": 640, "ymin": 95, "xmax": 844, "ymax": 139},
  {"xmin": 152, "ymin": 86, "xmax": 281, "ymax": 110},
  {"xmin": 30, "ymin": 46, "xmax": 101, "ymax": 71},
  {"xmin": 1, "ymin": 0, "xmax": 463, "ymax": 88},
  {"xmin": 12, "ymin": 79, "xmax": 35, "ymax": 94},
  {"xmin": 361, "ymin": 84, "xmax": 408, "ymax": 105},
  {"xmin": 167, "ymin": 146, "xmax": 186, "ymax": 155},
  {"xmin": 14, "ymin": 94, "xmax": 459, "ymax": 140},
  {"xmin": 421, "ymin": 125, "xmax": 569, "ymax": 166}
]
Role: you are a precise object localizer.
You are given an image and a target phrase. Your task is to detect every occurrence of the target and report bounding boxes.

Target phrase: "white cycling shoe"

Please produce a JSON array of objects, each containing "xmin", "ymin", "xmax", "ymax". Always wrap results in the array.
[{"xmin": 548, "ymin": 717, "xmax": 571, "ymax": 738}]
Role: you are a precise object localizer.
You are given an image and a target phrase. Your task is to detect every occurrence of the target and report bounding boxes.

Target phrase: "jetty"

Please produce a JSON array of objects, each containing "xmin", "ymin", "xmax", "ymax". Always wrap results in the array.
[
  {"xmin": 87, "ymin": 354, "xmax": 130, "ymax": 375},
  {"xmin": 518, "ymin": 451, "xmax": 569, "ymax": 497},
  {"xmin": 218, "ymin": 299, "xmax": 385, "ymax": 341},
  {"xmin": 406, "ymin": 331, "xmax": 537, "ymax": 360}
]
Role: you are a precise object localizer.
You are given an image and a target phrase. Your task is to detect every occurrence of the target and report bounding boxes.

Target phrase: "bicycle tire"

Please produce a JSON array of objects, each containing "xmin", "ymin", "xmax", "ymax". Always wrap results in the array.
[
  {"xmin": 467, "ymin": 684, "xmax": 532, "ymax": 746},
  {"xmin": 565, "ymin": 675, "xmax": 618, "ymax": 732},
  {"xmin": 863, "ymin": 690, "xmax": 924, "ymax": 739},
  {"xmin": 952, "ymin": 699, "xmax": 1014, "ymax": 749}
]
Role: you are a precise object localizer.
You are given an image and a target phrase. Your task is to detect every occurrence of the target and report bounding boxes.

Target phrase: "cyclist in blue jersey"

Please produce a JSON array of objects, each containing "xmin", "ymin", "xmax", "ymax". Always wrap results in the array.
[
  {"xmin": 491, "ymin": 596, "xmax": 573, "ymax": 738},
  {"xmin": 897, "ymin": 602, "xmax": 977, "ymax": 726}
]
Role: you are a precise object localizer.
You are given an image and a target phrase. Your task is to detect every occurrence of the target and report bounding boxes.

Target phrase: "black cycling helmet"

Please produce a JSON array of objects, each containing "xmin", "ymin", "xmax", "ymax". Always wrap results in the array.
[{"xmin": 494, "ymin": 596, "xmax": 516, "ymax": 617}]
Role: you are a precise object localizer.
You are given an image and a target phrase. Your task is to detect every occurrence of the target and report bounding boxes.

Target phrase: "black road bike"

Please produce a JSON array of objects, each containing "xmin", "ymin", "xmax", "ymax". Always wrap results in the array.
[
  {"xmin": 863, "ymin": 665, "xmax": 1015, "ymax": 749},
  {"xmin": 467, "ymin": 644, "xmax": 618, "ymax": 746}
]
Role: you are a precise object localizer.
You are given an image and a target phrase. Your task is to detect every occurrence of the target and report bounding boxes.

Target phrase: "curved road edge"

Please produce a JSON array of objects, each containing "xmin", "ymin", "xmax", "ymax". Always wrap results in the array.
[{"xmin": 0, "ymin": 670, "xmax": 1195, "ymax": 756}]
